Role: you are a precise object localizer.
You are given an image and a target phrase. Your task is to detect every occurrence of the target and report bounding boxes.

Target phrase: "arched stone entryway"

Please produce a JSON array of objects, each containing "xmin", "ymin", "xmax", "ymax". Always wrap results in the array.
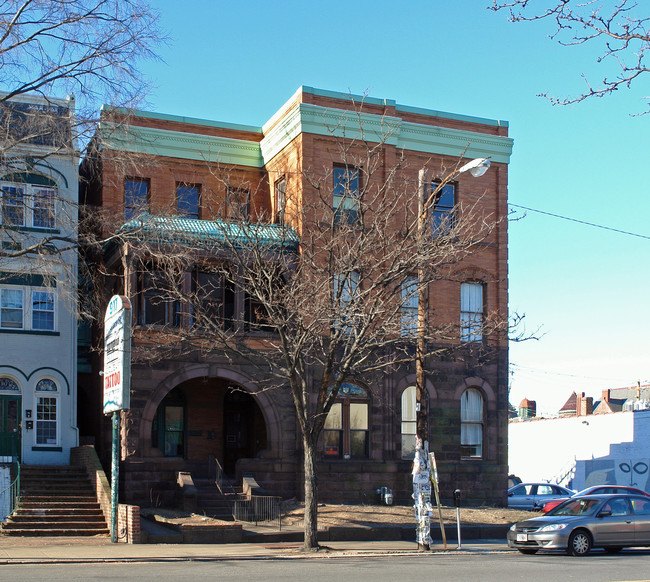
[{"xmin": 139, "ymin": 365, "xmax": 279, "ymax": 472}]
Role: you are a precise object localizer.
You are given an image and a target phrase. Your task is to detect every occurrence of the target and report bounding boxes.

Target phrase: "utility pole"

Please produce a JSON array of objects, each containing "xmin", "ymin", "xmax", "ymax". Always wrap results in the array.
[{"xmin": 416, "ymin": 168, "xmax": 428, "ymax": 445}]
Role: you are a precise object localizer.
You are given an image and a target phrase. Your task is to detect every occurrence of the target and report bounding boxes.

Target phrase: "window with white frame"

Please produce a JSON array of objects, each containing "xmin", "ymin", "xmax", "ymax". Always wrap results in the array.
[
  {"xmin": 1, "ymin": 182, "xmax": 57, "ymax": 229},
  {"xmin": 401, "ymin": 276, "xmax": 418, "ymax": 336},
  {"xmin": 401, "ymin": 385, "xmax": 417, "ymax": 459},
  {"xmin": 460, "ymin": 282, "xmax": 483, "ymax": 343},
  {"xmin": 32, "ymin": 290, "xmax": 55, "ymax": 330},
  {"xmin": 460, "ymin": 388, "xmax": 483, "ymax": 458},
  {"xmin": 35, "ymin": 395, "xmax": 57, "ymax": 445},
  {"xmin": 0, "ymin": 288, "xmax": 24, "ymax": 329},
  {"xmin": 0, "ymin": 285, "xmax": 56, "ymax": 332}
]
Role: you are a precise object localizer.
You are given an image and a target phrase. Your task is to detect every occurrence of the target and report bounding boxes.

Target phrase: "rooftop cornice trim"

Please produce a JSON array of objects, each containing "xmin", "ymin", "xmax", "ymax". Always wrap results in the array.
[
  {"xmin": 100, "ymin": 122, "xmax": 264, "ymax": 167},
  {"xmin": 0, "ymin": 91, "xmax": 74, "ymax": 109},
  {"xmin": 102, "ymin": 105, "xmax": 262, "ymax": 134},
  {"xmin": 261, "ymin": 103, "xmax": 513, "ymax": 165},
  {"xmin": 299, "ymin": 86, "xmax": 508, "ymax": 127}
]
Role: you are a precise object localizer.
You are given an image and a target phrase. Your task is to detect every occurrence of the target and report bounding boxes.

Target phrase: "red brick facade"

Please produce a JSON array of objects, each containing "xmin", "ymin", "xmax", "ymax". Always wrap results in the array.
[{"xmin": 80, "ymin": 87, "xmax": 512, "ymax": 506}]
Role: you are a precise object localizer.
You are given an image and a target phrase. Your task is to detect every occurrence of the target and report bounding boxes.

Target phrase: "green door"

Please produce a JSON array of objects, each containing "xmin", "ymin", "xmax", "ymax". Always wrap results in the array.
[{"xmin": 0, "ymin": 396, "xmax": 21, "ymax": 461}]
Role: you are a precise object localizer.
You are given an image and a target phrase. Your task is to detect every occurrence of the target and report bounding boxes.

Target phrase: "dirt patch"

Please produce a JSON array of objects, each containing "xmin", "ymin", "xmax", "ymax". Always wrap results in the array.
[
  {"xmin": 281, "ymin": 500, "xmax": 531, "ymax": 528},
  {"xmin": 142, "ymin": 502, "xmax": 532, "ymax": 528}
]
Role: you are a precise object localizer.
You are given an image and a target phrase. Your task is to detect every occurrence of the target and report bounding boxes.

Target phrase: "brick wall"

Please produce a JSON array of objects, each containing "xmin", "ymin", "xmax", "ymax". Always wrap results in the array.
[{"xmin": 71, "ymin": 445, "xmax": 141, "ymax": 543}]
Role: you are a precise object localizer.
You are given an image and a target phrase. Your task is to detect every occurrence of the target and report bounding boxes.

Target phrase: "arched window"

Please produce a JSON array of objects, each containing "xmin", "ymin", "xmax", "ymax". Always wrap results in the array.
[
  {"xmin": 461, "ymin": 388, "xmax": 483, "ymax": 458},
  {"xmin": 324, "ymin": 383, "xmax": 369, "ymax": 459},
  {"xmin": 36, "ymin": 378, "xmax": 57, "ymax": 392},
  {"xmin": 401, "ymin": 386, "xmax": 417, "ymax": 459},
  {"xmin": 0, "ymin": 377, "xmax": 19, "ymax": 391}
]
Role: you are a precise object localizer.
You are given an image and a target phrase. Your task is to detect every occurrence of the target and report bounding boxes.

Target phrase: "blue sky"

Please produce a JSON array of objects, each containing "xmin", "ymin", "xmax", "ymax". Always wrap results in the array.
[{"xmin": 139, "ymin": 0, "xmax": 649, "ymax": 415}]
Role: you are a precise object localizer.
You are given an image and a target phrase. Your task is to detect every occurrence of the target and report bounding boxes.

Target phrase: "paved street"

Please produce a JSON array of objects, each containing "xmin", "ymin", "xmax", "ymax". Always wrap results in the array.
[{"xmin": 2, "ymin": 549, "xmax": 650, "ymax": 581}]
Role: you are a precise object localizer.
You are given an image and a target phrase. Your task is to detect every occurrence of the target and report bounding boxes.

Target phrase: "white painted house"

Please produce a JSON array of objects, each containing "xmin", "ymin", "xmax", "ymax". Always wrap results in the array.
[
  {"xmin": 509, "ymin": 409, "xmax": 650, "ymax": 493},
  {"xmin": 0, "ymin": 92, "xmax": 79, "ymax": 469}
]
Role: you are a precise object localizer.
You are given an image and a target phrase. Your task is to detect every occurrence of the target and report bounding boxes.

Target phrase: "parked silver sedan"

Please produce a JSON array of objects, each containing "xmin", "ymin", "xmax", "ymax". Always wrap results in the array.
[
  {"xmin": 507, "ymin": 482, "xmax": 575, "ymax": 510},
  {"xmin": 507, "ymin": 494, "xmax": 650, "ymax": 556}
]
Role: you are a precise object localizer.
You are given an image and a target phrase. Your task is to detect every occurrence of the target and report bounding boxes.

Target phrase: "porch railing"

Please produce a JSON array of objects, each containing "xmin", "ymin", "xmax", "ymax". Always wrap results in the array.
[
  {"xmin": 0, "ymin": 452, "xmax": 20, "ymax": 524},
  {"xmin": 233, "ymin": 495, "xmax": 282, "ymax": 529}
]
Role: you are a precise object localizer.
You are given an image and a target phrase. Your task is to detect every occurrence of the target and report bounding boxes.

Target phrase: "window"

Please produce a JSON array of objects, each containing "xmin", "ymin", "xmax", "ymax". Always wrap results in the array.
[
  {"xmin": 32, "ymin": 188, "xmax": 56, "ymax": 228},
  {"xmin": 192, "ymin": 269, "xmax": 234, "ymax": 330},
  {"xmin": 430, "ymin": 182, "xmax": 455, "ymax": 234},
  {"xmin": 36, "ymin": 378, "xmax": 57, "ymax": 392},
  {"xmin": 324, "ymin": 384, "xmax": 369, "ymax": 459},
  {"xmin": 274, "ymin": 178, "xmax": 286, "ymax": 224},
  {"xmin": 125, "ymin": 178, "xmax": 149, "ymax": 220},
  {"xmin": 151, "ymin": 388, "xmax": 185, "ymax": 457},
  {"xmin": 401, "ymin": 386, "xmax": 417, "ymax": 459},
  {"xmin": 401, "ymin": 276, "xmax": 418, "ymax": 336},
  {"xmin": 137, "ymin": 269, "xmax": 179, "ymax": 326},
  {"xmin": 226, "ymin": 186, "xmax": 249, "ymax": 220},
  {"xmin": 36, "ymin": 396, "xmax": 57, "ymax": 445},
  {"xmin": 1, "ymin": 177, "xmax": 58, "ymax": 229},
  {"xmin": 333, "ymin": 271, "xmax": 359, "ymax": 333},
  {"xmin": 0, "ymin": 377, "xmax": 19, "ymax": 391},
  {"xmin": 461, "ymin": 388, "xmax": 483, "ymax": 458},
  {"xmin": 176, "ymin": 183, "xmax": 200, "ymax": 219},
  {"xmin": 2, "ymin": 184, "xmax": 25, "ymax": 226},
  {"xmin": 460, "ymin": 282, "xmax": 483, "ymax": 343},
  {"xmin": 32, "ymin": 290, "xmax": 55, "ymax": 331},
  {"xmin": 0, "ymin": 286, "xmax": 56, "ymax": 332},
  {"xmin": 1, "ymin": 288, "xmax": 24, "ymax": 329},
  {"xmin": 333, "ymin": 165, "xmax": 360, "ymax": 224}
]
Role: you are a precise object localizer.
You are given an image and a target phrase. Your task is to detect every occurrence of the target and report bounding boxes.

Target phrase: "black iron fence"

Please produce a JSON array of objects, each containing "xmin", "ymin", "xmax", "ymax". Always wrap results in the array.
[{"xmin": 233, "ymin": 495, "xmax": 282, "ymax": 529}]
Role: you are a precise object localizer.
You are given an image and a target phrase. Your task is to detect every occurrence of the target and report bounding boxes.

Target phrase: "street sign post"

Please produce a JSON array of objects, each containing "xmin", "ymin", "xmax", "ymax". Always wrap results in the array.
[{"xmin": 103, "ymin": 295, "xmax": 132, "ymax": 543}]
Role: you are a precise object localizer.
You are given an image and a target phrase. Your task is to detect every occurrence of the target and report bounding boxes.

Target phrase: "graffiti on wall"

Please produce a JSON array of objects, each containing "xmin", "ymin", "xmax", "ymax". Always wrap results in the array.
[{"xmin": 583, "ymin": 458, "xmax": 650, "ymax": 492}]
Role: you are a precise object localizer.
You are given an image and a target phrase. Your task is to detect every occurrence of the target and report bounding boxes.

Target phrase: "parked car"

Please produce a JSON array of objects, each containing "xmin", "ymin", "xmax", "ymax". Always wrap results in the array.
[
  {"xmin": 508, "ymin": 494, "xmax": 650, "ymax": 556},
  {"xmin": 508, "ymin": 474, "xmax": 522, "ymax": 489},
  {"xmin": 541, "ymin": 485, "xmax": 650, "ymax": 513},
  {"xmin": 507, "ymin": 482, "xmax": 575, "ymax": 510}
]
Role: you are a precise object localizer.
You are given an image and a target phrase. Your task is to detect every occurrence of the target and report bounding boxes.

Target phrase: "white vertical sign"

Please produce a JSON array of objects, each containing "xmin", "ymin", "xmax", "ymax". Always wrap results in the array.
[{"xmin": 103, "ymin": 295, "xmax": 132, "ymax": 414}]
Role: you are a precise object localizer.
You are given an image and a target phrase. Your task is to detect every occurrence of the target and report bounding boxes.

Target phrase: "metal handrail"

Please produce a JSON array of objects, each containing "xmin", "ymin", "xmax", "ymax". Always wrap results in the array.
[
  {"xmin": 0, "ymin": 455, "xmax": 20, "ymax": 524},
  {"xmin": 208, "ymin": 454, "xmax": 236, "ymax": 495}
]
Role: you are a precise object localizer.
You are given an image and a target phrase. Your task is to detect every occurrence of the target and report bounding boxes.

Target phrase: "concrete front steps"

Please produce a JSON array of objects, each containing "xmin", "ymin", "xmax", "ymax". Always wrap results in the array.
[
  {"xmin": 193, "ymin": 477, "xmax": 242, "ymax": 520},
  {"xmin": 1, "ymin": 465, "xmax": 109, "ymax": 537}
]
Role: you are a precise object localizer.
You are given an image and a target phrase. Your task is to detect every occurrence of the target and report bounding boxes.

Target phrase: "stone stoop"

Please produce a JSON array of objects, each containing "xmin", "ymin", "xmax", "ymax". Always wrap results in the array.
[
  {"xmin": 1, "ymin": 465, "xmax": 109, "ymax": 537},
  {"xmin": 193, "ymin": 477, "xmax": 243, "ymax": 521}
]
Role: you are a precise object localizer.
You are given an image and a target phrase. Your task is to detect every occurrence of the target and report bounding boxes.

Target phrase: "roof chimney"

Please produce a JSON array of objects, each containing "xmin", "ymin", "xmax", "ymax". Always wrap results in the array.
[{"xmin": 602, "ymin": 389, "xmax": 610, "ymax": 403}]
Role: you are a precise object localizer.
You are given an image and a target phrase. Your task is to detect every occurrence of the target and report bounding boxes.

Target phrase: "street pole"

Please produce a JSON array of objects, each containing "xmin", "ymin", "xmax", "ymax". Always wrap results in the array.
[
  {"xmin": 416, "ymin": 168, "xmax": 428, "ymax": 446},
  {"xmin": 111, "ymin": 411, "xmax": 120, "ymax": 543}
]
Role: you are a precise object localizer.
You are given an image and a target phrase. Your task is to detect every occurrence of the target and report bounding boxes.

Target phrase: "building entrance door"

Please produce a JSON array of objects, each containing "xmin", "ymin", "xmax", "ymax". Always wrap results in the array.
[
  {"xmin": 223, "ymin": 388, "xmax": 266, "ymax": 474},
  {"xmin": 0, "ymin": 396, "xmax": 21, "ymax": 462}
]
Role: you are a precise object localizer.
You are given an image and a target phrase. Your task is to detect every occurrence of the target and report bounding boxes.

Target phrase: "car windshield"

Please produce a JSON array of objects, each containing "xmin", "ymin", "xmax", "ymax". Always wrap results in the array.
[{"xmin": 547, "ymin": 497, "xmax": 601, "ymax": 517}]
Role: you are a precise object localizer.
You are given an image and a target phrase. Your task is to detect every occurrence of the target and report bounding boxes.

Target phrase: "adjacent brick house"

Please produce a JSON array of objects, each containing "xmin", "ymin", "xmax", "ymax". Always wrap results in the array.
[{"xmin": 80, "ymin": 86, "xmax": 513, "ymax": 506}]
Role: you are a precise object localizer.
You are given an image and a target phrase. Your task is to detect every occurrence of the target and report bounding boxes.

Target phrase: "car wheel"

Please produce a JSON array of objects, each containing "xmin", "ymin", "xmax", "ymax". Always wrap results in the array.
[
  {"xmin": 568, "ymin": 530, "xmax": 592, "ymax": 556},
  {"xmin": 517, "ymin": 549, "xmax": 538, "ymax": 555},
  {"xmin": 604, "ymin": 547, "xmax": 623, "ymax": 554}
]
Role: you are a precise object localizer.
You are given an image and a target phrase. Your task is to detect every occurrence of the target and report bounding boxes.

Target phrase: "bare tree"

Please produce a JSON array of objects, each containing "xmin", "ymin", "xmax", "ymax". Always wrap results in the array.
[
  {"xmin": 490, "ymin": 0, "xmax": 650, "ymax": 112},
  {"xmin": 98, "ymin": 126, "xmax": 509, "ymax": 548},
  {"xmin": 0, "ymin": 0, "xmax": 162, "ymax": 274}
]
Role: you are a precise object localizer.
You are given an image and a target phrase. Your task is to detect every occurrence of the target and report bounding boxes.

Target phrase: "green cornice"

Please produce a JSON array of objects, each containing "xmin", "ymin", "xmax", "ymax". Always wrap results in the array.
[
  {"xmin": 100, "ymin": 122, "xmax": 265, "ymax": 168},
  {"xmin": 100, "ymin": 100, "xmax": 513, "ymax": 169},
  {"xmin": 261, "ymin": 103, "xmax": 513, "ymax": 165},
  {"xmin": 102, "ymin": 106, "xmax": 262, "ymax": 134}
]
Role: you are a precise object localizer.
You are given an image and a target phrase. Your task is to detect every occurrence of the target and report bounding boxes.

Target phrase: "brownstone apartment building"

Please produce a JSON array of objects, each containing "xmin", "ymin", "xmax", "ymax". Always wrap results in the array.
[{"xmin": 80, "ymin": 86, "xmax": 513, "ymax": 506}]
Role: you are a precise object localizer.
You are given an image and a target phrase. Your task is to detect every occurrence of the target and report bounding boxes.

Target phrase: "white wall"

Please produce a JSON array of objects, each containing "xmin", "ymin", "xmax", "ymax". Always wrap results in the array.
[{"xmin": 509, "ymin": 410, "xmax": 650, "ymax": 493}]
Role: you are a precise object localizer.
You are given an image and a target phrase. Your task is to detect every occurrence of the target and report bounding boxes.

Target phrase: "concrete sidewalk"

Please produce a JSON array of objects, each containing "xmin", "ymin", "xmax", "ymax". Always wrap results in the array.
[{"xmin": 0, "ymin": 536, "xmax": 514, "ymax": 564}]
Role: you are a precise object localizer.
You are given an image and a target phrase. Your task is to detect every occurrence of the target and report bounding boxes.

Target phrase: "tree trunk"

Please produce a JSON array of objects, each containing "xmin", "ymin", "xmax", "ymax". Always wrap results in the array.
[{"xmin": 303, "ymin": 434, "xmax": 319, "ymax": 550}]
